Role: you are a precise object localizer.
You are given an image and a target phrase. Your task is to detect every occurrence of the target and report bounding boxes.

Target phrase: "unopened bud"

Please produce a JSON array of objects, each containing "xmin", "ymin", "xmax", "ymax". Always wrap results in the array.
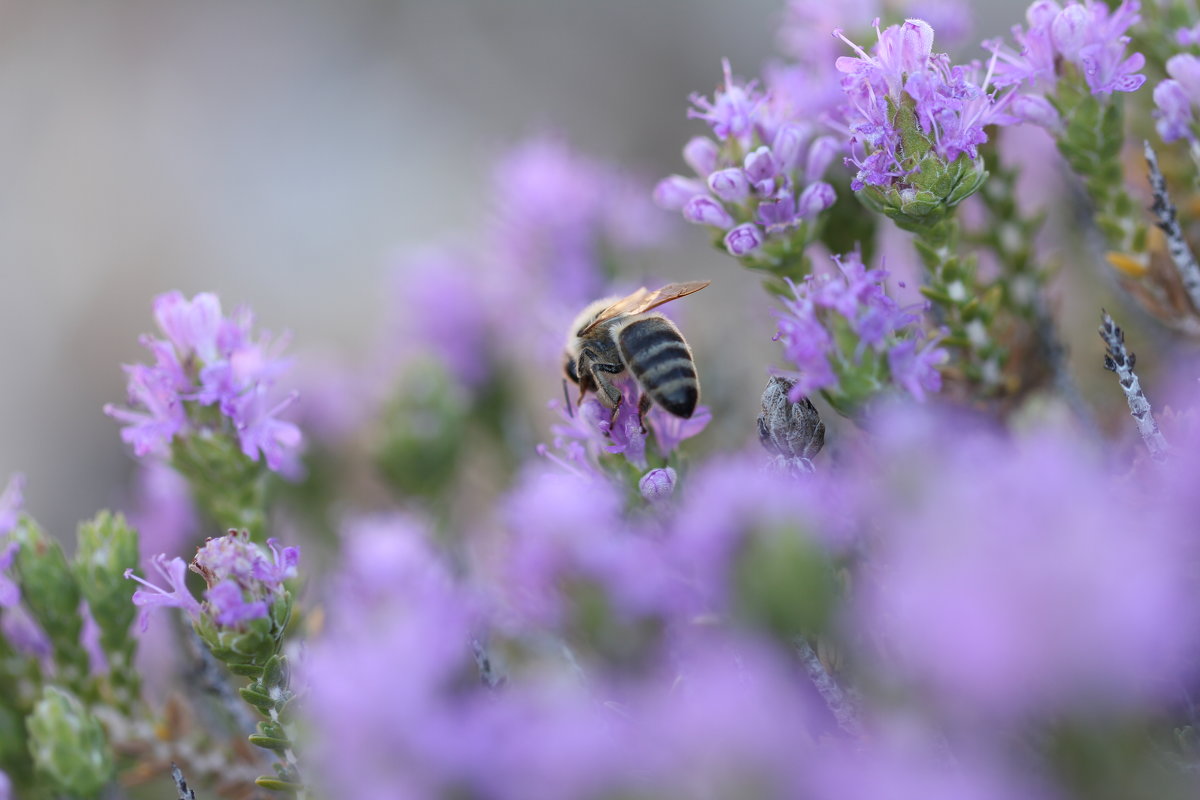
[
  {"xmin": 758, "ymin": 376, "xmax": 825, "ymax": 471},
  {"xmin": 639, "ymin": 467, "xmax": 677, "ymax": 503}
]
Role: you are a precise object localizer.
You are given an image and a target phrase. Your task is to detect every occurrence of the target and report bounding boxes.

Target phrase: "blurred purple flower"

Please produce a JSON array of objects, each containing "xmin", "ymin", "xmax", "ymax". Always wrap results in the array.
[
  {"xmin": 0, "ymin": 605, "xmax": 52, "ymax": 662},
  {"xmin": 0, "ymin": 474, "xmax": 24, "ymax": 535},
  {"xmin": 205, "ymin": 579, "xmax": 268, "ymax": 626},
  {"xmin": 79, "ymin": 601, "xmax": 108, "ymax": 675},
  {"xmin": 390, "ymin": 249, "xmax": 494, "ymax": 389},
  {"xmin": 126, "ymin": 461, "xmax": 197, "ymax": 563},
  {"xmin": 502, "ymin": 469, "xmax": 679, "ymax": 628},
  {"xmin": 1154, "ymin": 54, "xmax": 1200, "ymax": 145},
  {"xmin": 854, "ymin": 409, "xmax": 1198, "ymax": 720},
  {"xmin": 774, "ymin": 253, "xmax": 937, "ymax": 403},
  {"xmin": 987, "ymin": 0, "xmax": 1145, "ymax": 97},
  {"xmin": 306, "ymin": 515, "xmax": 481, "ymax": 799},
  {"xmin": 0, "ymin": 542, "xmax": 18, "ymax": 608}
]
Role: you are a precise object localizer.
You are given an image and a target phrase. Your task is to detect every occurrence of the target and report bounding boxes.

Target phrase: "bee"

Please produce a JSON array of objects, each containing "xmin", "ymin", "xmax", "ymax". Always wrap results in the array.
[{"xmin": 564, "ymin": 280, "xmax": 710, "ymax": 428}]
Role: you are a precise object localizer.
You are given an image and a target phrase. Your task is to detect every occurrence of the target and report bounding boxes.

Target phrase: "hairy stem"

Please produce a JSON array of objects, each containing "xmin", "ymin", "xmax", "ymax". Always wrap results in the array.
[{"xmin": 1099, "ymin": 310, "xmax": 1169, "ymax": 461}]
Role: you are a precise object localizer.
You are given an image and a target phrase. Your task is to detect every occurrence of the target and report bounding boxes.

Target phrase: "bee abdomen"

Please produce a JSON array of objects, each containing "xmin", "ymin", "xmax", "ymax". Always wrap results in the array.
[{"xmin": 618, "ymin": 318, "xmax": 699, "ymax": 419}]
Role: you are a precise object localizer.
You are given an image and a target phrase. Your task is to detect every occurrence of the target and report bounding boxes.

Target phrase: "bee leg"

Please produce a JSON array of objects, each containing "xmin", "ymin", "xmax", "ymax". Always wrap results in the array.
[
  {"xmin": 588, "ymin": 364, "xmax": 625, "ymax": 436},
  {"xmin": 637, "ymin": 392, "xmax": 652, "ymax": 434}
]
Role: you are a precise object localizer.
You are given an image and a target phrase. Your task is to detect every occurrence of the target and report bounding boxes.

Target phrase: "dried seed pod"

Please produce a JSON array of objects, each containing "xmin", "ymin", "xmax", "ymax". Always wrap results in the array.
[{"xmin": 758, "ymin": 376, "xmax": 825, "ymax": 472}]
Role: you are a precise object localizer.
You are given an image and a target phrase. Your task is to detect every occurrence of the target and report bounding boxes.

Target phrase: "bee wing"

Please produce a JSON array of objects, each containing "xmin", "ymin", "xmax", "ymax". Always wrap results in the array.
[{"xmin": 577, "ymin": 280, "xmax": 711, "ymax": 336}]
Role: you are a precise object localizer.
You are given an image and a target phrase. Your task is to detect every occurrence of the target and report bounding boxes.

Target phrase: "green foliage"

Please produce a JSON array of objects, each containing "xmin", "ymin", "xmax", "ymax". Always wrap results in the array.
[
  {"xmin": 733, "ymin": 525, "xmax": 838, "ymax": 640},
  {"xmin": 26, "ymin": 686, "xmax": 114, "ymax": 798}
]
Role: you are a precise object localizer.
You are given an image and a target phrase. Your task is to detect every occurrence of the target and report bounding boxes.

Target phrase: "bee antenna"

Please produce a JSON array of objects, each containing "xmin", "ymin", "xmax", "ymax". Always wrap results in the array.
[{"xmin": 561, "ymin": 378, "xmax": 574, "ymax": 418}]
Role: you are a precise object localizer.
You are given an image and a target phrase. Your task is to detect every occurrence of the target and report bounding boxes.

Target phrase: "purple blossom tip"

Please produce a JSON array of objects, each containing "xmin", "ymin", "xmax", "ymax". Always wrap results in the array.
[
  {"xmin": 639, "ymin": 467, "xmax": 678, "ymax": 503},
  {"xmin": 724, "ymin": 223, "xmax": 765, "ymax": 256}
]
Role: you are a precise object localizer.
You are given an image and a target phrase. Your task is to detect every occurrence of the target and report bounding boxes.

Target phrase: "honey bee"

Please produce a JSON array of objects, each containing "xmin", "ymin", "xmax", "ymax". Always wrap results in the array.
[{"xmin": 564, "ymin": 280, "xmax": 710, "ymax": 428}]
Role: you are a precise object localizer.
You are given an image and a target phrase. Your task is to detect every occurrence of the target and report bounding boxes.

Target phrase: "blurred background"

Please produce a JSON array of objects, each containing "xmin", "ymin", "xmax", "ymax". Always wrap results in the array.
[{"xmin": 0, "ymin": 0, "xmax": 1109, "ymax": 538}]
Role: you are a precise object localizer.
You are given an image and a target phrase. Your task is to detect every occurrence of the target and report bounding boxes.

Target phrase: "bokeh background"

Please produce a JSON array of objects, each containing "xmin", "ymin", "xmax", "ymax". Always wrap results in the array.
[{"xmin": 1, "ymin": 0, "xmax": 1120, "ymax": 538}]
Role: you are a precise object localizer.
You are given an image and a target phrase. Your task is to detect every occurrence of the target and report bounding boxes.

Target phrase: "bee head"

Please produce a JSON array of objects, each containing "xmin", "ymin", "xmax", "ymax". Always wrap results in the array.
[{"xmin": 563, "ymin": 352, "xmax": 580, "ymax": 384}]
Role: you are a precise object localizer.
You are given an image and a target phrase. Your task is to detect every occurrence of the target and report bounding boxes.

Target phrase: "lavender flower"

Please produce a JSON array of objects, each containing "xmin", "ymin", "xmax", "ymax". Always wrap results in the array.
[
  {"xmin": 1154, "ymin": 54, "xmax": 1200, "ymax": 145},
  {"xmin": 540, "ymin": 377, "xmax": 710, "ymax": 479},
  {"xmin": 127, "ymin": 529, "xmax": 298, "ymax": 634},
  {"xmin": 0, "ymin": 541, "xmax": 17, "ymax": 608},
  {"xmin": 0, "ymin": 474, "xmax": 24, "ymax": 608},
  {"xmin": 0, "ymin": 473, "xmax": 24, "ymax": 535},
  {"xmin": 104, "ymin": 291, "xmax": 302, "ymax": 474},
  {"xmin": 774, "ymin": 252, "xmax": 944, "ymax": 411},
  {"xmin": 853, "ymin": 407, "xmax": 1197, "ymax": 720},
  {"xmin": 835, "ymin": 19, "xmax": 1012, "ymax": 201},
  {"xmin": 657, "ymin": 59, "xmax": 837, "ymax": 260},
  {"xmin": 638, "ymin": 467, "xmax": 677, "ymax": 503},
  {"xmin": 125, "ymin": 554, "xmax": 203, "ymax": 631},
  {"xmin": 987, "ymin": 0, "xmax": 1146, "ymax": 97}
]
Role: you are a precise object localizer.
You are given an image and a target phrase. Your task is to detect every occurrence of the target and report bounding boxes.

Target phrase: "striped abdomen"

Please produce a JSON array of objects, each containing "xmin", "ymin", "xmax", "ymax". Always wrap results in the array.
[{"xmin": 617, "ymin": 315, "xmax": 699, "ymax": 418}]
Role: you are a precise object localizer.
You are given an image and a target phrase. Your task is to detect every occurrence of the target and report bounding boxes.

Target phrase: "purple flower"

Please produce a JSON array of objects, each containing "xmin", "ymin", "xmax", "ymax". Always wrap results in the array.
[
  {"xmin": 492, "ymin": 136, "xmax": 667, "ymax": 323},
  {"xmin": 1, "ymin": 605, "xmax": 51, "ymax": 661},
  {"xmin": 106, "ymin": 292, "xmax": 302, "ymax": 474},
  {"xmin": 638, "ymin": 467, "xmax": 677, "ymax": 503},
  {"xmin": 665, "ymin": 60, "xmax": 838, "ymax": 257},
  {"xmin": 687, "ymin": 59, "xmax": 766, "ymax": 148},
  {"xmin": 79, "ymin": 601, "xmax": 108, "ymax": 675},
  {"xmin": 126, "ymin": 461, "xmax": 197, "ymax": 562},
  {"xmin": 724, "ymin": 223, "xmax": 763, "ymax": 256},
  {"xmin": 192, "ymin": 528, "xmax": 298, "ymax": 596},
  {"xmin": 774, "ymin": 253, "xmax": 940, "ymax": 404},
  {"xmin": 853, "ymin": 409, "xmax": 1198, "ymax": 720},
  {"xmin": 1154, "ymin": 55, "xmax": 1200, "ymax": 144},
  {"xmin": 988, "ymin": 0, "xmax": 1145, "ymax": 97},
  {"xmin": 888, "ymin": 336, "xmax": 949, "ymax": 401},
  {"xmin": 647, "ymin": 403, "xmax": 711, "ymax": 456},
  {"xmin": 836, "ymin": 19, "xmax": 1014, "ymax": 190},
  {"xmin": 125, "ymin": 555, "xmax": 203, "ymax": 632},
  {"xmin": 653, "ymin": 175, "xmax": 706, "ymax": 211},
  {"xmin": 682, "ymin": 136, "xmax": 720, "ymax": 177},
  {"xmin": 707, "ymin": 168, "xmax": 751, "ymax": 203},
  {"xmin": 306, "ymin": 515, "xmax": 482, "ymax": 799},
  {"xmin": 0, "ymin": 474, "xmax": 23, "ymax": 535},
  {"xmin": 682, "ymin": 195, "xmax": 735, "ymax": 229},
  {"xmin": 205, "ymin": 580, "xmax": 269, "ymax": 626},
  {"xmin": 231, "ymin": 390, "xmax": 303, "ymax": 475},
  {"xmin": 0, "ymin": 541, "xmax": 18, "ymax": 608}
]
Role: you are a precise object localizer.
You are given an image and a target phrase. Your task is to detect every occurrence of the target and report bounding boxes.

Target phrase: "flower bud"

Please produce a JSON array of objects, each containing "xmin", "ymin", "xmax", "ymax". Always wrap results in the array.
[
  {"xmin": 804, "ymin": 136, "xmax": 840, "ymax": 182},
  {"xmin": 638, "ymin": 467, "xmax": 677, "ymax": 503},
  {"xmin": 27, "ymin": 686, "xmax": 114, "ymax": 796},
  {"xmin": 797, "ymin": 181, "xmax": 836, "ymax": 218},
  {"xmin": 724, "ymin": 223, "xmax": 764, "ymax": 256},
  {"xmin": 707, "ymin": 168, "xmax": 750, "ymax": 203},
  {"xmin": 682, "ymin": 136, "xmax": 720, "ymax": 177},
  {"xmin": 653, "ymin": 175, "xmax": 705, "ymax": 211},
  {"xmin": 682, "ymin": 195, "xmax": 735, "ymax": 229},
  {"xmin": 771, "ymin": 122, "xmax": 811, "ymax": 172},
  {"xmin": 1011, "ymin": 94, "xmax": 1061, "ymax": 132},
  {"xmin": 743, "ymin": 146, "xmax": 778, "ymax": 183}
]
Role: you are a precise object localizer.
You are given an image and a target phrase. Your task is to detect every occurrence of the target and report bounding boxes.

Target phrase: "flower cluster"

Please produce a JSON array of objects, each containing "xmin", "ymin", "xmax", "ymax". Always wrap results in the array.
[
  {"xmin": 987, "ymin": 0, "xmax": 1146, "ymax": 101},
  {"xmin": 655, "ymin": 59, "xmax": 838, "ymax": 259},
  {"xmin": 104, "ymin": 291, "xmax": 301, "ymax": 474},
  {"xmin": 1154, "ymin": 54, "xmax": 1200, "ymax": 146},
  {"xmin": 773, "ymin": 252, "xmax": 946, "ymax": 412},
  {"xmin": 538, "ymin": 375, "xmax": 710, "ymax": 488},
  {"xmin": 834, "ymin": 18, "xmax": 1012, "ymax": 205},
  {"xmin": 127, "ymin": 529, "xmax": 298, "ymax": 632}
]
